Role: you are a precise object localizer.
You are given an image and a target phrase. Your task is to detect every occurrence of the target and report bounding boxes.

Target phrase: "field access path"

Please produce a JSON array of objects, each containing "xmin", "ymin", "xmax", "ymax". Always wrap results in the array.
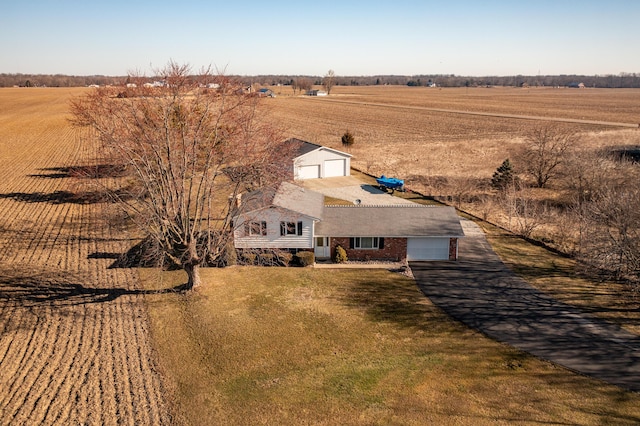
[{"xmin": 0, "ymin": 89, "xmax": 171, "ymax": 425}]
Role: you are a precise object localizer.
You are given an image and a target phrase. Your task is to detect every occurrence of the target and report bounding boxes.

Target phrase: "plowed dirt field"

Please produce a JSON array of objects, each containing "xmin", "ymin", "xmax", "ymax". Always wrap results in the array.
[
  {"xmin": 266, "ymin": 86, "xmax": 640, "ymax": 187},
  {"xmin": 0, "ymin": 88, "xmax": 171, "ymax": 425}
]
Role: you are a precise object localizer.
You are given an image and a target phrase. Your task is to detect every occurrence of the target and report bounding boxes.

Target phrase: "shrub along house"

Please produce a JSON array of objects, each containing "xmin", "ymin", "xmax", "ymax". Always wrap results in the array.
[
  {"xmin": 315, "ymin": 205, "xmax": 463, "ymax": 261},
  {"xmin": 233, "ymin": 182, "xmax": 464, "ymax": 263}
]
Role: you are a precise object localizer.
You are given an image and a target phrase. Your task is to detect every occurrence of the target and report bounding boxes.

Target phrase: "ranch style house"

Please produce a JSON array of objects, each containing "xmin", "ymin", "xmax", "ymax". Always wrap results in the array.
[{"xmin": 233, "ymin": 182, "xmax": 464, "ymax": 262}]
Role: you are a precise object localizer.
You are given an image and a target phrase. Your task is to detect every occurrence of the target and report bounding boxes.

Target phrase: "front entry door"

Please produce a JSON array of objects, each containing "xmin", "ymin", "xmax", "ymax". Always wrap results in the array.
[{"xmin": 314, "ymin": 237, "xmax": 330, "ymax": 259}]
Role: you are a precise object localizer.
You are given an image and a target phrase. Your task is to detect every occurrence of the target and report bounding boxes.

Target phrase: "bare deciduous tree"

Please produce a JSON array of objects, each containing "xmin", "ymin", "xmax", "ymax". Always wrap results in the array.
[
  {"xmin": 447, "ymin": 176, "xmax": 479, "ymax": 209},
  {"xmin": 501, "ymin": 184, "xmax": 544, "ymax": 238},
  {"xmin": 517, "ymin": 125, "xmax": 578, "ymax": 188},
  {"xmin": 295, "ymin": 78, "xmax": 313, "ymax": 94},
  {"xmin": 70, "ymin": 61, "xmax": 289, "ymax": 290},
  {"xmin": 564, "ymin": 148, "xmax": 615, "ymax": 205},
  {"xmin": 580, "ymin": 176, "xmax": 640, "ymax": 285},
  {"xmin": 323, "ymin": 69, "xmax": 336, "ymax": 95},
  {"xmin": 291, "ymin": 79, "xmax": 300, "ymax": 95}
]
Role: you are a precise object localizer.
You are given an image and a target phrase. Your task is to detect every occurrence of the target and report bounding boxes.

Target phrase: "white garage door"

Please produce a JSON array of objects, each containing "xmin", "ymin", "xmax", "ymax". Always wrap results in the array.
[
  {"xmin": 324, "ymin": 159, "xmax": 346, "ymax": 177},
  {"xmin": 407, "ymin": 238, "xmax": 450, "ymax": 261},
  {"xmin": 297, "ymin": 165, "xmax": 321, "ymax": 179}
]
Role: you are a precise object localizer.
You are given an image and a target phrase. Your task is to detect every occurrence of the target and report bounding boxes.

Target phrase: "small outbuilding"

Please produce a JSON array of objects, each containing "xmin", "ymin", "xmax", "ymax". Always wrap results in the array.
[
  {"xmin": 286, "ymin": 138, "xmax": 351, "ymax": 180},
  {"xmin": 257, "ymin": 88, "xmax": 276, "ymax": 97}
]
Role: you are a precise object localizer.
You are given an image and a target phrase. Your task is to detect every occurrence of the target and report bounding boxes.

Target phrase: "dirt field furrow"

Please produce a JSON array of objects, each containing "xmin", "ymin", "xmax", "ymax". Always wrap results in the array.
[
  {"xmin": 68, "ymin": 304, "xmax": 104, "ymax": 425},
  {"xmin": 0, "ymin": 88, "xmax": 170, "ymax": 424},
  {"xmin": 35, "ymin": 306, "xmax": 87, "ymax": 425},
  {"xmin": 0, "ymin": 308, "xmax": 49, "ymax": 419},
  {"xmin": 11, "ymin": 307, "xmax": 72, "ymax": 424}
]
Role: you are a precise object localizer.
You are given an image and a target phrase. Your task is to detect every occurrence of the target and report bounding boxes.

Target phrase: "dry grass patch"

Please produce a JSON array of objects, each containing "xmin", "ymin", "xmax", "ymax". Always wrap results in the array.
[
  {"xmin": 479, "ymin": 220, "xmax": 640, "ymax": 336},
  {"xmin": 142, "ymin": 267, "xmax": 640, "ymax": 425},
  {"xmin": 266, "ymin": 86, "xmax": 633, "ymax": 194}
]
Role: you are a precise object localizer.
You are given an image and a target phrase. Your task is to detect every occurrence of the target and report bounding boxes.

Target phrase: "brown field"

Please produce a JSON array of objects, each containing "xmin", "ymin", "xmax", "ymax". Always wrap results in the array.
[
  {"xmin": 266, "ymin": 86, "xmax": 640, "ymax": 191},
  {"xmin": 1, "ymin": 86, "xmax": 640, "ymax": 425},
  {"xmin": 0, "ymin": 88, "xmax": 171, "ymax": 425}
]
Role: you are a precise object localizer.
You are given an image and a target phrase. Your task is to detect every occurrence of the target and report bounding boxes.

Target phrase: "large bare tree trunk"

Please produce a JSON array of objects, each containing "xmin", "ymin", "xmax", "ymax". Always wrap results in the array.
[{"xmin": 184, "ymin": 263, "xmax": 201, "ymax": 290}]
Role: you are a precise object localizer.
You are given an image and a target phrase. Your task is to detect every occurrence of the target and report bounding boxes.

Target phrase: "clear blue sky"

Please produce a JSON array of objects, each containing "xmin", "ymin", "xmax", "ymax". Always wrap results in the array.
[{"xmin": 2, "ymin": 0, "xmax": 639, "ymax": 76}]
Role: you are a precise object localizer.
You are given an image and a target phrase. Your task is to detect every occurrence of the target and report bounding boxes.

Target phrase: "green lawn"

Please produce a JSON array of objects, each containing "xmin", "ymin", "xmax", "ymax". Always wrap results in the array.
[{"xmin": 141, "ymin": 266, "xmax": 640, "ymax": 425}]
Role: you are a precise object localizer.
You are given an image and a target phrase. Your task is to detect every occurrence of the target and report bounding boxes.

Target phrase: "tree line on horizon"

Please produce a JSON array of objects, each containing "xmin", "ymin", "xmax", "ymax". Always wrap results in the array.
[{"xmin": 3, "ymin": 72, "xmax": 640, "ymax": 89}]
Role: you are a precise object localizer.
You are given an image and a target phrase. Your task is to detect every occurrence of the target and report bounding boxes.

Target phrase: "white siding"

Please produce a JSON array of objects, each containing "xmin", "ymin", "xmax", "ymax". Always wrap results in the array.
[
  {"xmin": 234, "ymin": 208, "xmax": 315, "ymax": 249},
  {"xmin": 297, "ymin": 164, "xmax": 320, "ymax": 179},
  {"xmin": 324, "ymin": 159, "xmax": 346, "ymax": 177},
  {"xmin": 294, "ymin": 148, "xmax": 351, "ymax": 179}
]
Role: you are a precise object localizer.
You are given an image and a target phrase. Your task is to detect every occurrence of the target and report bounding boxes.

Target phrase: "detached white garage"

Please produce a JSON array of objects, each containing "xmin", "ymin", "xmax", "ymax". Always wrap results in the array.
[
  {"xmin": 287, "ymin": 138, "xmax": 351, "ymax": 180},
  {"xmin": 407, "ymin": 237, "xmax": 452, "ymax": 261}
]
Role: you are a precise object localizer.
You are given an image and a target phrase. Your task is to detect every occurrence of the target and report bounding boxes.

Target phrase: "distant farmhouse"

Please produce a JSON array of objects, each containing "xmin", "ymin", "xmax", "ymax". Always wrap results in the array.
[
  {"xmin": 257, "ymin": 88, "xmax": 276, "ymax": 97},
  {"xmin": 306, "ymin": 89, "xmax": 327, "ymax": 96}
]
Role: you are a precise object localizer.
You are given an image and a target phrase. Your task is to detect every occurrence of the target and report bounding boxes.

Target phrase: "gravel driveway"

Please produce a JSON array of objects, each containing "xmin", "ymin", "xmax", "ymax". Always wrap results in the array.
[{"xmin": 411, "ymin": 220, "xmax": 640, "ymax": 392}]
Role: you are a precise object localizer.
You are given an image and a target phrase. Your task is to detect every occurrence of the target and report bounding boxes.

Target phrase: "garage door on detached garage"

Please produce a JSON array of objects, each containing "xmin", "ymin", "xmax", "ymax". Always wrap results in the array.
[
  {"xmin": 324, "ymin": 159, "xmax": 346, "ymax": 178},
  {"xmin": 297, "ymin": 164, "xmax": 320, "ymax": 179},
  {"xmin": 407, "ymin": 237, "xmax": 450, "ymax": 261},
  {"xmin": 288, "ymin": 138, "xmax": 351, "ymax": 180}
]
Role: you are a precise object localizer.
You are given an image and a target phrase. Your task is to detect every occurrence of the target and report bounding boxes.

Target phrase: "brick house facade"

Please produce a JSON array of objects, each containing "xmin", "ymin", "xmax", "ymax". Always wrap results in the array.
[
  {"xmin": 234, "ymin": 181, "xmax": 464, "ymax": 263},
  {"xmin": 449, "ymin": 238, "xmax": 458, "ymax": 261},
  {"xmin": 330, "ymin": 237, "xmax": 407, "ymax": 262}
]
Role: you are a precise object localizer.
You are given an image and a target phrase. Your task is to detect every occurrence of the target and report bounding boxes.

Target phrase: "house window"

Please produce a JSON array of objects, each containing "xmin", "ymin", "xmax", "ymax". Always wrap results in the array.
[
  {"xmin": 280, "ymin": 221, "xmax": 303, "ymax": 236},
  {"xmin": 246, "ymin": 221, "xmax": 267, "ymax": 236},
  {"xmin": 353, "ymin": 237, "xmax": 382, "ymax": 249}
]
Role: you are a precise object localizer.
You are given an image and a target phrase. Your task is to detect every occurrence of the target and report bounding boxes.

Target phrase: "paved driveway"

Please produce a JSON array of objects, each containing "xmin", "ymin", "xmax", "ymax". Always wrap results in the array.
[{"xmin": 411, "ymin": 219, "xmax": 640, "ymax": 392}]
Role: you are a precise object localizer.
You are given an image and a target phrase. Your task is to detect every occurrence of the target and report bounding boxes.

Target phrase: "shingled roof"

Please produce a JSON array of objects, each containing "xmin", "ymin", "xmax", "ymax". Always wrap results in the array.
[
  {"xmin": 239, "ymin": 181, "xmax": 324, "ymax": 220},
  {"xmin": 315, "ymin": 205, "xmax": 464, "ymax": 237},
  {"xmin": 285, "ymin": 138, "xmax": 352, "ymax": 159}
]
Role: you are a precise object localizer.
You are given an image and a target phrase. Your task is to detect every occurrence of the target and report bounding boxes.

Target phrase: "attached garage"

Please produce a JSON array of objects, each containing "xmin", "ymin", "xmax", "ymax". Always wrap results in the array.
[
  {"xmin": 324, "ymin": 159, "xmax": 346, "ymax": 177},
  {"xmin": 407, "ymin": 237, "xmax": 451, "ymax": 261},
  {"xmin": 316, "ymin": 206, "xmax": 464, "ymax": 262}
]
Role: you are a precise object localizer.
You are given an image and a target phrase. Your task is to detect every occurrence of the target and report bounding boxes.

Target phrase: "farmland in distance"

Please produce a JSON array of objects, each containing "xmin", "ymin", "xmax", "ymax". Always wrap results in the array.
[
  {"xmin": 266, "ymin": 86, "xmax": 640, "ymax": 191},
  {"xmin": 1, "ymin": 85, "xmax": 640, "ymax": 424}
]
